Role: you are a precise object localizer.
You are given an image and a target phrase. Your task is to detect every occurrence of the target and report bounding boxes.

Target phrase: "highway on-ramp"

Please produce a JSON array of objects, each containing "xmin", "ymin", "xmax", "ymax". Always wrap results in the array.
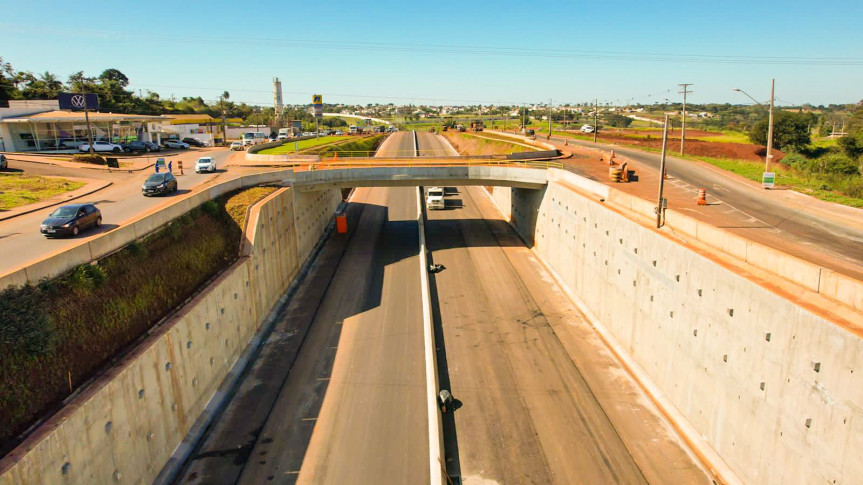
[{"xmin": 0, "ymin": 148, "xmax": 256, "ymax": 277}]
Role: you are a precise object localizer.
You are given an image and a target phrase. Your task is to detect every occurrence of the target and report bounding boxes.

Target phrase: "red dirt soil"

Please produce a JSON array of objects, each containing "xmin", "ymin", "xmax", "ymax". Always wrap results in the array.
[{"xmin": 583, "ymin": 132, "xmax": 784, "ymax": 162}]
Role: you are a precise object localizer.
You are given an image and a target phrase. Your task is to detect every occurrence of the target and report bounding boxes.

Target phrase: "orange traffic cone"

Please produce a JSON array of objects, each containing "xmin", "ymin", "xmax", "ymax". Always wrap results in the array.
[
  {"xmin": 697, "ymin": 188, "xmax": 707, "ymax": 205},
  {"xmin": 333, "ymin": 151, "xmax": 338, "ymax": 160}
]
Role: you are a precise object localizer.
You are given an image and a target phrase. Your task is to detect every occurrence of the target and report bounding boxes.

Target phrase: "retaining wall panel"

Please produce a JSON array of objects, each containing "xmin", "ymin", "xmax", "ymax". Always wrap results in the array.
[
  {"xmin": 24, "ymin": 244, "xmax": 92, "ymax": 283},
  {"xmin": 511, "ymin": 169, "xmax": 863, "ymax": 485}
]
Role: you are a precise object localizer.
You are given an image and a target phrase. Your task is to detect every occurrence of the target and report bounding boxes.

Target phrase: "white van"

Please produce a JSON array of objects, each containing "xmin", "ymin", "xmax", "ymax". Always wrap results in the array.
[{"xmin": 426, "ymin": 187, "xmax": 445, "ymax": 210}]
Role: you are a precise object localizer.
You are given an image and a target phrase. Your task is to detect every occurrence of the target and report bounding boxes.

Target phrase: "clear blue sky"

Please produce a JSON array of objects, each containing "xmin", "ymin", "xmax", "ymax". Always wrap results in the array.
[{"xmin": 3, "ymin": 0, "xmax": 861, "ymax": 107}]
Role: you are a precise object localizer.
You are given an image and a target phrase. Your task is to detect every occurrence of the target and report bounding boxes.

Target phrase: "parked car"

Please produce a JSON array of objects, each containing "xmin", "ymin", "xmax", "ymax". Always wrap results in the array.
[
  {"xmin": 142, "ymin": 172, "xmax": 178, "ymax": 196},
  {"xmin": 79, "ymin": 141, "xmax": 123, "ymax": 153},
  {"xmin": 162, "ymin": 139, "xmax": 190, "ymax": 150},
  {"xmin": 40, "ymin": 203, "xmax": 102, "ymax": 238},
  {"xmin": 230, "ymin": 141, "xmax": 244, "ymax": 151},
  {"xmin": 182, "ymin": 137, "xmax": 206, "ymax": 147},
  {"xmin": 334, "ymin": 131, "xmax": 343, "ymax": 136},
  {"xmin": 143, "ymin": 141, "xmax": 161, "ymax": 152},
  {"xmin": 277, "ymin": 134, "xmax": 288, "ymax": 140},
  {"xmin": 123, "ymin": 141, "xmax": 152, "ymax": 153},
  {"xmin": 56, "ymin": 138, "xmax": 86, "ymax": 149},
  {"xmin": 0, "ymin": 154, "xmax": 7, "ymax": 170},
  {"xmin": 580, "ymin": 124, "xmax": 595, "ymax": 133},
  {"xmin": 195, "ymin": 157, "xmax": 216, "ymax": 173}
]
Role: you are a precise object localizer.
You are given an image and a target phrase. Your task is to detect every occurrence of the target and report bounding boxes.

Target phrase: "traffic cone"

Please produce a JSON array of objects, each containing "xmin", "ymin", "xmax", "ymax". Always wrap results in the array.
[
  {"xmin": 697, "ymin": 188, "xmax": 707, "ymax": 205},
  {"xmin": 333, "ymin": 151, "xmax": 338, "ymax": 160}
]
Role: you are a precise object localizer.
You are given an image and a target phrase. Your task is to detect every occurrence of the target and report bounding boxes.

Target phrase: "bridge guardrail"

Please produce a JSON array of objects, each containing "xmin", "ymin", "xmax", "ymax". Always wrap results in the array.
[{"xmin": 293, "ymin": 159, "xmax": 564, "ymax": 172}]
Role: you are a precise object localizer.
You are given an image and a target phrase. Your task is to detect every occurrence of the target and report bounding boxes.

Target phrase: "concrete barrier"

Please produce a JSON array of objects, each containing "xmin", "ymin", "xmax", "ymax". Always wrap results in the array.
[
  {"xmin": 0, "ymin": 184, "xmax": 341, "ymax": 485},
  {"xmin": 493, "ymin": 169, "xmax": 863, "ymax": 485},
  {"xmin": 0, "ymin": 171, "xmax": 289, "ymax": 290},
  {"xmin": 819, "ymin": 269, "xmax": 863, "ymax": 312}
]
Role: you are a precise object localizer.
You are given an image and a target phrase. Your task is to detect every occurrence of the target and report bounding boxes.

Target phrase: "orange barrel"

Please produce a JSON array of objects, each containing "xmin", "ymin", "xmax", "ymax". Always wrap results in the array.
[
  {"xmin": 697, "ymin": 188, "xmax": 707, "ymax": 205},
  {"xmin": 336, "ymin": 215, "xmax": 348, "ymax": 233},
  {"xmin": 609, "ymin": 167, "xmax": 622, "ymax": 182}
]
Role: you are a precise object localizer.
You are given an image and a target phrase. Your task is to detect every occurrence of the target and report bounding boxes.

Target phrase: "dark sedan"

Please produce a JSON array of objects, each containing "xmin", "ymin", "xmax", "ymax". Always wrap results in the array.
[
  {"xmin": 182, "ymin": 137, "xmax": 206, "ymax": 147},
  {"xmin": 142, "ymin": 172, "xmax": 178, "ymax": 196},
  {"xmin": 41, "ymin": 204, "xmax": 102, "ymax": 238}
]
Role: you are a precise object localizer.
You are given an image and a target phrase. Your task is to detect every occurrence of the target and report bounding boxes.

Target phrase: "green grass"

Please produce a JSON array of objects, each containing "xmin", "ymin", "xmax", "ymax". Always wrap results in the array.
[
  {"xmin": 0, "ymin": 186, "xmax": 276, "ymax": 446},
  {"xmin": 313, "ymin": 134, "xmax": 387, "ymax": 157},
  {"xmin": 0, "ymin": 174, "xmax": 85, "ymax": 211},
  {"xmin": 257, "ymin": 136, "xmax": 350, "ymax": 155}
]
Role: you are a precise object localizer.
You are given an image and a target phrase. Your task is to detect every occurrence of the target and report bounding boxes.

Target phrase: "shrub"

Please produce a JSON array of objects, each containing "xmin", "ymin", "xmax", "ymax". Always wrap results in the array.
[
  {"xmin": 71, "ymin": 154, "xmax": 107, "ymax": 165},
  {"xmin": 0, "ymin": 285, "xmax": 56, "ymax": 356},
  {"xmin": 820, "ymin": 154, "xmax": 860, "ymax": 175}
]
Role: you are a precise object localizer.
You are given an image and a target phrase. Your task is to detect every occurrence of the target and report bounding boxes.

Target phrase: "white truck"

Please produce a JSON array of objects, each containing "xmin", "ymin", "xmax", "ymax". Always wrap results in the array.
[{"xmin": 426, "ymin": 187, "xmax": 445, "ymax": 210}]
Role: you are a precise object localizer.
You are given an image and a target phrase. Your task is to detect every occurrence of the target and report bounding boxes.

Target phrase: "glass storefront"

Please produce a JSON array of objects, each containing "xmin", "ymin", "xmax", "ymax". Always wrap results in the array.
[{"xmin": 3, "ymin": 120, "xmax": 151, "ymax": 151}]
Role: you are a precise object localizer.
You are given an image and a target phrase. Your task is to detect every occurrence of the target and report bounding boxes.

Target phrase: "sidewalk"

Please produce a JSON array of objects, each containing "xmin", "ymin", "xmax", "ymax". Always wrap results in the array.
[{"xmin": 0, "ymin": 176, "xmax": 112, "ymax": 222}]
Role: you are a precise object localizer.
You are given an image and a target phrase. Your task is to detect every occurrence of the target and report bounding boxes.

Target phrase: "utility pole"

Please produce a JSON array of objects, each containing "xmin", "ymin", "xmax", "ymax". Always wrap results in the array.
[
  {"xmin": 656, "ymin": 115, "xmax": 670, "ymax": 228},
  {"xmin": 548, "ymin": 98, "xmax": 552, "ymax": 139},
  {"xmin": 522, "ymin": 102, "xmax": 526, "ymax": 132},
  {"xmin": 593, "ymin": 98, "xmax": 598, "ymax": 143},
  {"xmin": 765, "ymin": 78, "xmax": 774, "ymax": 172},
  {"xmin": 678, "ymin": 83, "xmax": 693, "ymax": 155}
]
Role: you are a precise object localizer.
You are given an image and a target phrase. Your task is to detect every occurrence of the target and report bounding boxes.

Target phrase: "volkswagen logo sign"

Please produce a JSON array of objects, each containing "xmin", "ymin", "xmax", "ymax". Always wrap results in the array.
[{"xmin": 70, "ymin": 95, "xmax": 86, "ymax": 109}]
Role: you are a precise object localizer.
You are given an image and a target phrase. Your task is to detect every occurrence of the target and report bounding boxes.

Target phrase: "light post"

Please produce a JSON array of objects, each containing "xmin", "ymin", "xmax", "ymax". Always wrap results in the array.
[{"xmin": 733, "ymin": 78, "xmax": 775, "ymax": 173}]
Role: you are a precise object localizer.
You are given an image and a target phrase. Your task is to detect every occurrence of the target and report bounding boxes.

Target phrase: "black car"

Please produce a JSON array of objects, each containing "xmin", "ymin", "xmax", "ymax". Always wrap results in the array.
[
  {"xmin": 123, "ymin": 141, "xmax": 151, "ymax": 153},
  {"xmin": 0, "ymin": 154, "xmax": 7, "ymax": 170},
  {"xmin": 142, "ymin": 172, "xmax": 178, "ymax": 196},
  {"xmin": 41, "ymin": 204, "xmax": 102, "ymax": 238},
  {"xmin": 182, "ymin": 137, "xmax": 206, "ymax": 147}
]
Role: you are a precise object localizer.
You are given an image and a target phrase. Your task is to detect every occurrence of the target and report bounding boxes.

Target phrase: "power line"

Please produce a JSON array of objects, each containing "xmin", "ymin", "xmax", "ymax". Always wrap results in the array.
[{"xmin": 6, "ymin": 24, "xmax": 863, "ymax": 66}]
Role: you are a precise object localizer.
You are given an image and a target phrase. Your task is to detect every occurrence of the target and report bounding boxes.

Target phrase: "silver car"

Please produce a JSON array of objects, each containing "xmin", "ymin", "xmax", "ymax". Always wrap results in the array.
[{"xmin": 162, "ymin": 139, "xmax": 190, "ymax": 149}]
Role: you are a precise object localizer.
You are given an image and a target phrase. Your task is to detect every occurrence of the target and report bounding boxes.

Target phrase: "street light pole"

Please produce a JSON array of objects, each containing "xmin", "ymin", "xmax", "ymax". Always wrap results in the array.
[
  {"xmin": 593, "ymin": 98, "xmax": 598, "ymax": 143},
  {"xmin": 765, "ymin": 78, "xmax": 775, "ymax": 173},
  {"xmin": 732, "ymin": 79, "xmax": 775, "ymax": 173},
  {"xmin": 548, "ymin": 98, "xmax": 552, "ymax": 139}
]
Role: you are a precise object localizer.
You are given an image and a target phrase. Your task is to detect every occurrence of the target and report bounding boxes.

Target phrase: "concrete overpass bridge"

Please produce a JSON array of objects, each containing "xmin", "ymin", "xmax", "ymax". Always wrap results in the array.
[{"xmin": 284, "ymin": 160, "xmax": 557, "ymax": 191}]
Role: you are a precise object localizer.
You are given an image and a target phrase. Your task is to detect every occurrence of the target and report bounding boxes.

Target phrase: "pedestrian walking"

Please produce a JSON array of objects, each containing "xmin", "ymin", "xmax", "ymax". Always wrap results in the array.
[
  {"xmin": 155, "ymin": 163, "xmax": 160, "ymax": 173},
  {"xmin": 168, "ymin": 160, "xmax": 173, "ymax": 173}
]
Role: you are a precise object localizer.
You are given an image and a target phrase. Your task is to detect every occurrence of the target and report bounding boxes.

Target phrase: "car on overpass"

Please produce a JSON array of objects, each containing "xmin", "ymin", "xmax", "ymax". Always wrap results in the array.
[
  {"xmin": 142, "ymin": 172, "xmax": 178, "ymax": 196},
  {"xmin": 40, "ymin": 203, "xmax": 102, "ymax": 238}
]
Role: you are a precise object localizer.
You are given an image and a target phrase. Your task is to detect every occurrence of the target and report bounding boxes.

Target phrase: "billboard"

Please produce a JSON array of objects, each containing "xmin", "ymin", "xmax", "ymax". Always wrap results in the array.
[
  {"xmin": 312, "ymin": 94, "xmax": 323, "ymax": 118},
  {"xmin": 59, "ymin": 93, "xmax": 99, "ymax": 111}
]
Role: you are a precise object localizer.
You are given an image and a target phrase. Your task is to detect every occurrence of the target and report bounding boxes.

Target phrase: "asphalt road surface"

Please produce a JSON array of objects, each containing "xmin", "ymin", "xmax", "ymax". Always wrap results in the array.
[
  {"xmin": 557, "ymin": 136, "xmax": 863, "ymax": 279},
  {"xmin": 178, "ymin": 132, "xmax": 429, "ymax": 485},
  {"xmin": 0, "ymin": 148, "xmax": 249, "ymax": 276},
  {"xmin": 425, "ymin": 184, "xmax": 712, "ymax": 484}
]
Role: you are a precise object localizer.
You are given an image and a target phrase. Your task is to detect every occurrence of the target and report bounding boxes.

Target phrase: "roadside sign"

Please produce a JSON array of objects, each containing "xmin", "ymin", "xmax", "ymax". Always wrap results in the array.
[
  {"xmin": 313, "ymin": 94, "xmax": 323, "ymax": 118},
  {"xmin": 762, "ymin": 172, "xmax": 776, "ymax": 189},
  {"xmin": 59, "ymin": 93, "xmax": 99, "ymax": 111}
]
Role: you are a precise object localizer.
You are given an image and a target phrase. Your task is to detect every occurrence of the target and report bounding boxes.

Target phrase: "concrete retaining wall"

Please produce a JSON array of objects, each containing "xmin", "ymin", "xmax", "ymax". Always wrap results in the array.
[
  {"xmin": 0, "ymin": 186, "xmax": 342, "ymax": 485},
  {"xmin": 491, "ymin": 170, "xmax": 863, "ymax": 485},
  {"xmin": 0, "ymin": 172, "xmax": 291, "ymax": 290}
]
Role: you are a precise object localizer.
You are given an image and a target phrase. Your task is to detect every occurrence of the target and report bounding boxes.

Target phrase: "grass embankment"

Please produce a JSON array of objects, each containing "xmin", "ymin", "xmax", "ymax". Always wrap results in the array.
[
  {"xmin": 441, "ymin": 132, "xmax": 537, "ymax": 156},
  {"xmin": 257, "ymin": 136, "xmax": 348, "ymax": 155},
  {"xmin": 0, "ymin": 173, "xmax": 85, "ymax": 211},
  {"xmin": 312, "ymin": 134, "xmax": 387, "ymax": 157},
  {"xmin": 0, "ymin": 186, "xmax": 277, "ymax": 448}
]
